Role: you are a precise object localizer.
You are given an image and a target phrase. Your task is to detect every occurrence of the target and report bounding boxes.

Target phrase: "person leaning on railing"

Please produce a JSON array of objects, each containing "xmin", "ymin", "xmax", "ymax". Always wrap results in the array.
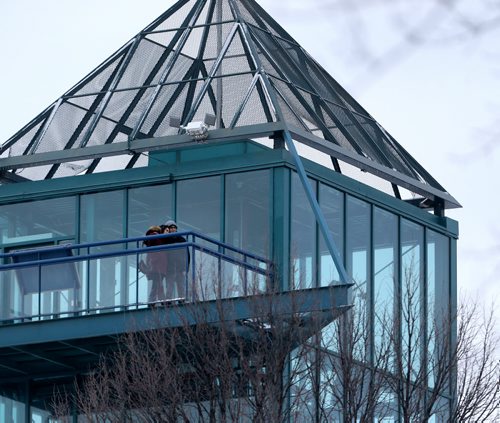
[
  {"xmin": 160, "ymin": 220, "xmax": 189, "ymax": 299},
  {"xmin": 139, "ymin": 225, "xmax": 167, "ymax": 303}
]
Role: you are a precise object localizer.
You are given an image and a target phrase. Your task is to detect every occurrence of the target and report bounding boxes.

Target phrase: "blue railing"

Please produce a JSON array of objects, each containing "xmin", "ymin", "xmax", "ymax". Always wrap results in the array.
[{"xmin": 0, "ymin": 232, "xmax": 273, "ymax": 324}]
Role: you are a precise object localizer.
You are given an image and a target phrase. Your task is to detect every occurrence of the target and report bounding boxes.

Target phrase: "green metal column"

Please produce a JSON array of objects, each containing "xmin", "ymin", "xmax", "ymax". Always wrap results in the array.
[{"xmin": 272, "ymin": 166, "xmax": 290, "ymax": 291}]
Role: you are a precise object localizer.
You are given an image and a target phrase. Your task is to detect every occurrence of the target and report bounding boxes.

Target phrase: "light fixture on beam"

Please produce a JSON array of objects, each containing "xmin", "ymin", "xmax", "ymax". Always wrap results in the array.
[{"xmin": 169, "ymin": 114, "xmax": 216, "ymax": 141}]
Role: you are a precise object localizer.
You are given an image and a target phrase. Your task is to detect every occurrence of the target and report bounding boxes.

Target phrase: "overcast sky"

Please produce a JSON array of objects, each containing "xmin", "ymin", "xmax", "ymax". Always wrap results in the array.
[{"xmin": 1, "ymin": 0, "xmax": 499, "ymax": 302}]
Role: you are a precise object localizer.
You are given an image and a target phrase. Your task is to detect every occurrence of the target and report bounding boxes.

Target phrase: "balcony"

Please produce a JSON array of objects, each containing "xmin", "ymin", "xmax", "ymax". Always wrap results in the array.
[
  {"xmin": 0, "ymin": 232, "xmax": 350, "ymax": 392},
  {"xmin": 0, "ymin": 232, "xmax": 273, "ymax": 324}
]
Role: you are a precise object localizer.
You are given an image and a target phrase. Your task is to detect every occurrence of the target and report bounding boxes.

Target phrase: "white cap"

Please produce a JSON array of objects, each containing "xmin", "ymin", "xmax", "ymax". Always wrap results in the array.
[{"xmin": 164, "ymin": 220, "xmax": 177, "ymax": 227}]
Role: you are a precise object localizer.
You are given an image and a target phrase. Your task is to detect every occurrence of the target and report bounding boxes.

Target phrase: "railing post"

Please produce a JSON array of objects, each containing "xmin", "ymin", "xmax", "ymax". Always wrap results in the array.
[
  {"xmin": 191, "ymin": 236, "xmax": 196, "ymax": 302},
  {"xmin": 136, "ymin": 240, "xmax": 140, "ymax": 309},
  {"xmin": 37, "ymin": 252, "xmax": 41, "ymax": 321},
  {"xmin": 86, "ymin": 246, "xmax": 90, "ymax": 315}
]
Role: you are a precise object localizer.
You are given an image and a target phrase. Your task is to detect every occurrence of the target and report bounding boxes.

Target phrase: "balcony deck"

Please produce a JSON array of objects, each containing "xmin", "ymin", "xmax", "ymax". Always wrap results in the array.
[{"xmin": 0, "ymin": 232, "xmax": 351, "ymax": 402}]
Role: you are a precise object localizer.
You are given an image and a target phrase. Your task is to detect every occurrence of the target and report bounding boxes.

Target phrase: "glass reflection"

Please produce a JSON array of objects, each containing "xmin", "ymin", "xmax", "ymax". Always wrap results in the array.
[
  {"xmin": 225, "ymin": 170, "xmax": 271, "ymax": 259},
  {"xmin": 291, "ymin": 173, "xmax": 316, "ymax": 289},
  {"xmin": 319, "ymin": 183, "xmax": 344, "ymax": 286}
]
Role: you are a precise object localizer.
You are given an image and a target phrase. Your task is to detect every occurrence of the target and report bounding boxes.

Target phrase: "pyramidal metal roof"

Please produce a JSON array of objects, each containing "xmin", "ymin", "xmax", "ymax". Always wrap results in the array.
[{"xmin": 0, "ymin": 0, "xmax": 459, "ymax": 209}]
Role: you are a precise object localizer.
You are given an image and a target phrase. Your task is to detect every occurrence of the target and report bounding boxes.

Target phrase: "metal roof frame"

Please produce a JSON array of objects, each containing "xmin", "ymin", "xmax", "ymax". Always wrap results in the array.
[{"xmin": 0, "ymin": 0, "xmax": 459, "ymax": 210}]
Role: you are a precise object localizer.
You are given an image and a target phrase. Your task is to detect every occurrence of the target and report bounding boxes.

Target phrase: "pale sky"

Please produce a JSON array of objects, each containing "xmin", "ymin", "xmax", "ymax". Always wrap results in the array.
[{"xmin": 1, "ymin": 0, "xmax": 499, "ymax": 301}]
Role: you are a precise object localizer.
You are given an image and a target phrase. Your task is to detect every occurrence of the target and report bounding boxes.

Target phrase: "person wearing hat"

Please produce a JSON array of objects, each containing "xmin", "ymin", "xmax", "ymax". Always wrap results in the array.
[
  {"xmin": 161, "ymin": 220, "xmax": 189, "ymax": 299},
  {"xmin": 139, "ymin": 225, "xmax": 167, "ymax": 303}
]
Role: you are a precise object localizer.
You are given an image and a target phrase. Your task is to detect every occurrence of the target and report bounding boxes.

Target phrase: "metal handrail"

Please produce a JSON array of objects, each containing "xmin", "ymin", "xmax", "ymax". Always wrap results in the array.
[
  {"xmin": 0, "ymin": 232, "xmax": 273, "ymax": 324},
  {"xmin": 0, "ymin": 231, "xmax": 272, "ymax": 269}
]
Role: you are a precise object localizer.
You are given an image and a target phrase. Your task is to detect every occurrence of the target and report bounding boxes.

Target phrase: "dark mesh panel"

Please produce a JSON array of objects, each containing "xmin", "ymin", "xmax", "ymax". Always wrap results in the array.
[
  {"xmin": 353, "ymin": 113, "xmax": 415, "ymax": 177},
  {"xmin": 270, "ymin": 77, "xmax": 326, "ymax": 134},
  {"xmin": 139, "ymin": 83, "xmax": 183, "ymax": 135},
  {"xmin": 34, "ymin": 101, "xmax": 97, "ymax": 153},
  {"xmin": 322, "ymin": 100, "xmax": 380, "ymax": 157},
  {"xmin": 274, "ymin": 38, "xmax": 342, "ymax": 105},
  {"xmin": 327, "ymin": 100, "xmax": 407, "ymax": 168},
  {"xmin": 193, "ymin": 0, "xmax": 212, "ymax": 27},
  {"xmin": 226, "ymin": 27, "xmax": 248, "ymax": 58},
  {"xmin": 16, "ymin": 165, "xmax": 53, "ymax": 181},
  {"xmin": 250, "ymin": 36, "xmax": 281, "ymax": 79},
  {"xmin": 52, "ymin": 160, "xmax": 93, "ymax": 178},
  {"xmin": 314, "ymin": 63, "xmax": 367, "ymax": 115},
  {"xmin": 219, "ymin": 55, "xmax": 253, "ymax": 76},
  {"xmin": 270, "ymin": 80, "xmax": 308, "ymax": 131},
  {"xmin": 235, "ymin": 80, "xmax": 276, "ymax": 126},
  {"xmin": 97, "ymin": 87, "xmax": 156, "ymax": 135},
  {"xmin": 145, "ymin": 31, "xmax": 178, "ymax": 49},
  {"xmin": 165, "ymin": 54, "xmax": 195, "ymax": 84},
  {"xmin": 220, "ymin": 0, "xmax": 236, "ymax": 22},
  {"xmin": 202, "ymin": 23, "xmax": 238, "ymax": 60},
  {"xmin": 144, "ymin": 83, "xmax": 191, "ymax": 137},
  {"xmin": 301, "ymin": 56, "xmax": 350, "ymax": 109},
  {"xmin": 243, "ymin": 0, "xmax": 296, "ymax": 42},
  {"xmin": 71, "ymin": 54, "xmax": 123, "ymax": 96},
  {"xmin": 191, "ymin": 82, "xmax": 218, "ymax": 123},
  {"xmin": 68, "ymin": 94, "xmax": 102, "ymax": 111},
  {"xmin": 85, "ymin": 118, "xmax": 129, "ymax": 148},
  {"xmin": 117, "ymin": 39, "xmax": 173, "ymax": 89},
  {"xmin": 251, "ymin": 27, "xmax": 311, "ymax": 91},
  {"xmin": 149, "ymin": 0, "xmax": 198, "ymax": 32},
  {"xmin": 236, "ymin": 1, "xmax": 267, "ymax": 31},
  {"xmin": 8, "ymin": 120, "xmax": 45, "ymax": 157},
  {"xmin": 328, "ymin": 126, "xmax": 355, "ymax": 151},
  {"xmin": 214, "ymin": 73, "xmax": 253, "ymax": 127},
  {"xmin": 179, "ymin": 26, "xmax": 206, "ymax": 59}
]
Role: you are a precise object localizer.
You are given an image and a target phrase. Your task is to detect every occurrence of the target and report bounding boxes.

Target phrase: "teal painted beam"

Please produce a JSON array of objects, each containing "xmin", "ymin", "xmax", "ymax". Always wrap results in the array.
[
  {"xmin": 282, "ymin": 129, "xmax": 350, "ymax": 285},
  {"xmin": 288, "ymin": 125, "xmax": 461, "ymax": 210},
  {"xmin": 0, "ymin": 122, "xmax": 286, "ymax": 171},
  {"xmin": 0, "ymin": 285, "xmax": 351, "ymax": 349}
]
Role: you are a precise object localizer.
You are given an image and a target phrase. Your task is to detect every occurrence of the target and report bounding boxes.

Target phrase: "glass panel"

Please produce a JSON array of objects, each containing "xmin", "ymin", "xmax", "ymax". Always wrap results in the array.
[
  {"xmin": 177, "ymin": 176, "xmax": 221, "ymax": 240},
  {"xmin": 81, "ymin": 191, "xmax": 126, "ymax": 311},
  {"xmin": 192, "ymin": 249, "xmax": 220, "ymax": 301},
  {"xmin": 0, "ymin": 267, "xmax": 31, "ymax": 321},
  {"xmin": 319, "ymin": 183, "xmax": 344, "ymax": 286},
  {"xmin": 373, "ymin": 388, "xmax": 398, "ymax": 422},
  {"xmin": 128, "ymin": 183, "xmax": 173, "ymax": 238},
  {"xmin": 319, "ymin": 352, "xmax": 343, "ymax": 422},
  {"xmin": 88, "ymin": 255, "xmax": 127, "ymax": 311},
  {"xmin": 291, "ymin": 172, "xmax": 316, "ymax": 289},
  {"xmin": 80, "ymin": 190, "xmax": 125, "ymax": 243},
  {"xmin": 427, "ymin": 230, "xmax": 450, "ymax": 389},
  {"xmin": 0, "ymin": 395, "xmax": 25, "ymax": 423},
  {"xmin": 373, "ymin": 207, "xmax": 397, "ymax": 360},
  {"xmin": 401, "ymin": 219, "xmax": 424, "ymax": 380},
  {"xmin": 165, "ymin": 244, "xmax": 190, "ymax": 300},
  {"xmin": 290, "ymin": 348, "xmax": 316, "ymax": 422},
  {"xmin": 0, "ymin": 196, "xmax": 76, "ymax": 247},
  {"xmin": 346, "ymin": 196, "xmax": 370, "ymax": 299},
  {"xmin": 225, "ymin": 170, "xmax": 271, "ymax": 258}
]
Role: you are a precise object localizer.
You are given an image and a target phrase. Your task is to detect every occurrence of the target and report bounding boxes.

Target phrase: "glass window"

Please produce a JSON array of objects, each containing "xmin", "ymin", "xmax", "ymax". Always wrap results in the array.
[
  {"xmin": 176, "ymin": 176, "xmax": 221, "ymax": 239},
  {"xmin": 80, "ymin": 190, "xmax": 125, "ymax": 243},
  {"xmin": 346, "ymin": 196, "xmax": 370, "ymax": 296},
  {"xmin": 373, "ymin": 207, "xmax": 398, "ymax": 356},
  {"xmin": 0, "ymin": 196, "xmax": 76, "ymax": 247},
  {"xmin": 290, "ymin": 172, "xmax": 316, "ymax": 289},
  {"xmin": 427, "ymin": 230, "xmax": 450, "ymax": 389},
  {"xmin": 401, "ymin": 219, "xmax": 424, "ymax": 379},
  {"xmin": 319, "ymin": 183, "xmax": 344, "ymax": 286},
  {"xmin": 225, "ymin": 170, "xmax": 270, "ymax": 258},
  {"xmin": 80, "ymin": 190, "xmax": 126, "ymax": 310},
  {"xmin": 128, "ymin": 183, "xmax": 173, "ymax": 238}
]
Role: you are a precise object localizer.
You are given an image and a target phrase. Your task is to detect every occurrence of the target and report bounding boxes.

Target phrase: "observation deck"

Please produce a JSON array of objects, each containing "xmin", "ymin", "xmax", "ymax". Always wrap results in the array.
[{"xmin": 0, "ymin": 232, "xmax": 350, "ymax": 405}]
